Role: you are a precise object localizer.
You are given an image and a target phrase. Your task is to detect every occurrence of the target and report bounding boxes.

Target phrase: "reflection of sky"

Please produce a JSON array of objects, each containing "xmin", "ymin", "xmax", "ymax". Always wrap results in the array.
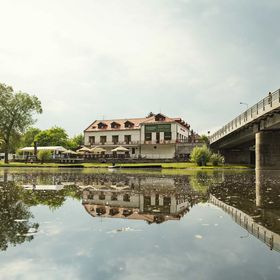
[{"xmin": 1, "ymin": 199, "xmax": 279, "ymax": 280}]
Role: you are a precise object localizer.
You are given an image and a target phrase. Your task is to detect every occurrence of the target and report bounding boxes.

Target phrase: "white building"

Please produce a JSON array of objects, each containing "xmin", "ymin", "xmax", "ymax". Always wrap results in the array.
[
  {"xmin": 84, "ymin": 113, "xmax": 193, "ymax": 159},
  {"xmin": 17, "ymin": 146, "xmax": 67, "ymax": 160}
]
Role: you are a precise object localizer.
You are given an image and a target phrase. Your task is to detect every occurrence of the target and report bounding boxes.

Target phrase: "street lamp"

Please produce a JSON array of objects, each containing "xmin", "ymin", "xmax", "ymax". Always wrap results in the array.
[{"xmin": 240, "ymin": 102, "xmax": 249, "ymax": 109}]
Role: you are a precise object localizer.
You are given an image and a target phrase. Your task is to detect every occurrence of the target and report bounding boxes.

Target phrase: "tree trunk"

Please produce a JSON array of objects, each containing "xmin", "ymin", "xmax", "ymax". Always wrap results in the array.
[
  {"xmin": 4, "ymin": 142, "xmax": 9, "ymax": 164},
  {"xmin": 3, "ymin": 169, "xmax": 8, "ymax": 184}
]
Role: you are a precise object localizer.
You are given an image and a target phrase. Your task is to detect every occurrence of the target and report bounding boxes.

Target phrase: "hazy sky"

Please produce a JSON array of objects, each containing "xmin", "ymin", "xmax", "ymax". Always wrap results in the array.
[{"xmin": 1, "ymin": 0, "xmax": 279, "ymax": 136}]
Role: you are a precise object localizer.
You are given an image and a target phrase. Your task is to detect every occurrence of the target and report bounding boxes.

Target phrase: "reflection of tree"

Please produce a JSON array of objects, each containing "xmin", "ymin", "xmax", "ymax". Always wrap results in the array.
[
  {"xmin": 0, "ymin": 181, "xmax": 39, "ymax": 251},
  {"xmin": 189, "ymin": 171, "xmax": 225, "ymax": 202},
  {"xmin": 22, "ymin": 185, "xmax": 82, "ymax": 210},
  {"xmin": 0, "ymin": 169, "xmax": 82, "ymax": 251}
]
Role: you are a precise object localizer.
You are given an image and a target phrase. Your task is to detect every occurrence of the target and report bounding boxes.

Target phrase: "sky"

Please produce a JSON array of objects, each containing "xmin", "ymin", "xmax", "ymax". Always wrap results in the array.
[{"xmin": 0, "ymin": 0, "xmax": 280, "ymax": 136}]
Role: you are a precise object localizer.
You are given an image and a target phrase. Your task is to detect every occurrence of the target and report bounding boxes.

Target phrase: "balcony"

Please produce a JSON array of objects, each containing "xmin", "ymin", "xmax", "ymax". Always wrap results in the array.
[
  {"xmin": 90, "ymin": 141, "xmax": 140, "ymax": 146},
  {"xmin": 143, "ymin": 140, "xmax": 176, "ymax": 145}
]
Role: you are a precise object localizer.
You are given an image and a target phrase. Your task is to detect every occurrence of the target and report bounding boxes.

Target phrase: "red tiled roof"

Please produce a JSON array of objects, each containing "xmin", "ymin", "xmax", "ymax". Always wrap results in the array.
[{"xmin": 84, "ymin": 113, "xmax": 190, "ymax": 132}]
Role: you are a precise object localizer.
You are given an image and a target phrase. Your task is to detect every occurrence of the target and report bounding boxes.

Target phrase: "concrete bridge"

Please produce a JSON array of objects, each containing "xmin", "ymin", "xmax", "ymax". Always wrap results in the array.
[{"xmin": 209, "ymin": 88, "xmax": 280, "ymax": 169}]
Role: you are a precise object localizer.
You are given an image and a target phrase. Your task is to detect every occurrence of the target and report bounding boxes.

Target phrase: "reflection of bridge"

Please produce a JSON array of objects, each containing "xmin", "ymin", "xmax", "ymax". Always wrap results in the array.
[
  {"xmin": 210, "ymin": 89, "xmax": 280, "ymax": 170},
  {"xmin": 209, "ymin": 194, "xmax": 280, "ymax": 253}
]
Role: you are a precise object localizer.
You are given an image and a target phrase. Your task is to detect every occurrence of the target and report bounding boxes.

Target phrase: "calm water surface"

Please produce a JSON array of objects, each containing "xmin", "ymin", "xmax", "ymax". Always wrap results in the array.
[{"xmin": 0, "ymin": 168, "xmax": 279, "ymax": 280}]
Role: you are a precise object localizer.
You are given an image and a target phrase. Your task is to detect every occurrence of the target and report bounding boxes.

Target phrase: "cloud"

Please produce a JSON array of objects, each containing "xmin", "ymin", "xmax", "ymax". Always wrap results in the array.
[{"xmin": 0, "ymin": 0, "xmax": 279, "ymax": 135}]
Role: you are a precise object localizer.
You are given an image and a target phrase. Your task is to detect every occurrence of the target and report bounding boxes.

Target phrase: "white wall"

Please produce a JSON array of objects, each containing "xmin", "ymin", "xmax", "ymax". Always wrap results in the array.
[
  {"xmin": 84, "ymin": 129, "xmax": 141, "ymax": 145},
  {"xmin": 141, "ymin": 144, "xmax": 176, "ymax": 159},
  {"xmin": 175, "ymin": 123, "xmax": 189, "ymax": 141}
]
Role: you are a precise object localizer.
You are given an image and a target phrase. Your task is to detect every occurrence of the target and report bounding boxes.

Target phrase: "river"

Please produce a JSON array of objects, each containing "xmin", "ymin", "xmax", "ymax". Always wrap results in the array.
[{"xmin": 0, "ymin": 168, "xmax": 279, "ymax": 280}]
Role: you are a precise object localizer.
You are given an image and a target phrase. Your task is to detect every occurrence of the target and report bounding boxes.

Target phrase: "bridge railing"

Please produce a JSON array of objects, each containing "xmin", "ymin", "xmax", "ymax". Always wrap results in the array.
[
  {"xmin": 209, "ymin": 195, "xmax": 280, "ymax": 253},
  {"xmin": 209, "ymin": 88, "xmax": 280, "ymax": 144}
]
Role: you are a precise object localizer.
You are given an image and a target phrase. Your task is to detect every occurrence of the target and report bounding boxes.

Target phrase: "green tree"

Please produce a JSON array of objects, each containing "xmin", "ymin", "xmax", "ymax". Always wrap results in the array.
[
  {"xmin": 190, "ymin": 145, "xmax": 212, "ymax": 166},
  {"xmin": 210, "ymin": 153, "xmax": 224, "ymax": 166},
  {"xmin": 0, "ymin": 138, "xmax": 3, "ymax": 152},
  {"xmin": 0, "ymin": 83, "xmax": 42, "ymax": 163},
  {"xmin": 200, "ymin": 135, "xmax": 210, "ymax": 145},
  {"xmin": 37, "ymin": 150, "xmax": 52, "ymax": 163},
  {"xmin": 67, "ymin": 133, "xmax": 84, "ymax": 149},
  {"xmin": 21, "ymin": 127, "xmax": 41, "ymax": 147},
  {"xmin": 35, "ymin": 126, "xmax": 68, "ymax": 147}
]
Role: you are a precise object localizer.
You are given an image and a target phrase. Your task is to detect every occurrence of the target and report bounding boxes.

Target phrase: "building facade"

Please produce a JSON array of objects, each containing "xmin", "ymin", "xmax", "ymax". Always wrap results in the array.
[{"xmin": 84, "ymin": 113, "xmax": 194, "ymax": 159}]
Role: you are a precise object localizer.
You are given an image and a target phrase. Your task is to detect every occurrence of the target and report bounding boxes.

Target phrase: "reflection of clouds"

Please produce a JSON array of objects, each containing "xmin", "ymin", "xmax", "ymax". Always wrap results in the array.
[
  {"xmin": 0, "ymin": 259, "xmax": 79, "ymax": 280},
  {"xmin": 105, "ymin": 255, "xmax": 203, "ymax": 280},
  {"xmin": 42, "ymin": 224, "xmax": 63, "ymax": 237},
  {"xmin": 0, "ymin": 259, "xmax": 33, "ymax": 279},
  {"xmin": 76, "ymin": 249, "xmax": 90, "ymax": 257}
]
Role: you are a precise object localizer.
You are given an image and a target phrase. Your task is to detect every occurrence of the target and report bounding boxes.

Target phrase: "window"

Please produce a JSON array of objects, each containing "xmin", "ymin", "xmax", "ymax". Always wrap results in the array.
[
  {"xmin": 98, "ymin": 122, "xmax": 107, "ymax": 129},
  {"xmin": 124, "ymin": 121, "xmax": 134, "ymax": 128},
  {"xmin": 155, "ymin": 114, "xmax": 166, "ymax": 122},
  {"xmin": 124, "ymin": 135, "xmax": 131, "ymax": 144},
  {"xmin": 112, "ymin": 135, "xmax": 119, "ymax": 144},
  {"xmin": 89, "ymin": 136, "xmax": 95, "ymax": 144},
  {"xmin": 123, "ymin": 194, "xmax": 130, "ymax": 202},
  {"xmin": 111, "ymin": 193, "xmax": 118, "ymax": 201},
  {"xmin": 111, "ymin": 122, "xmax": 120, "ymax": 129},
  {"xmin": 132, "ymin": 148, "xmax": 135, "ymax": 154},
  {"xmin": 164, "ymin": 132, "xmax": 172, "ymax": 140},
  {"xmin": 99, "ymin": 192, "xmax": 105, "ymax": 200},
  {"xmin": 163, "ymin": 197, "xmax": 171, "ymax": 206},
  {"xmin": 145, "ymin": 132, "xmax": 152, "ymax": 141},
  {"xmin": 144, "ymin": 196, "xmax": 151, "ymax": 206},
  {"xmin": 100, "ymin": 136, "xmax": 107, "ymax": 144}
]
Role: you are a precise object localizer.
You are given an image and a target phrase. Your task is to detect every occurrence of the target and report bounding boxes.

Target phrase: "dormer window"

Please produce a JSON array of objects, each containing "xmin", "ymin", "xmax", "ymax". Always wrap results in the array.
[
  {"xmin": 124, "ymin": 121, "xmax": 134, "ymax": 128},
  {"xmin": 111, "ymin": 122, "xmax": 120, "ymax": 129},
  {"xmin": 98, "ymin": 122, "xmax": 107, "ymax": 129},
  {"xmin": 155, "ymin": 114, "xmax": 166, "ymax": 122}
]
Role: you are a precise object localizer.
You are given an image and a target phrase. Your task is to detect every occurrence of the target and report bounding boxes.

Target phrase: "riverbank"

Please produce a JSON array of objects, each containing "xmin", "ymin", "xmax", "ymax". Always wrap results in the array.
[{"xmin": 0, "ymin": 161, "xmax": 253, "ymax": 170}]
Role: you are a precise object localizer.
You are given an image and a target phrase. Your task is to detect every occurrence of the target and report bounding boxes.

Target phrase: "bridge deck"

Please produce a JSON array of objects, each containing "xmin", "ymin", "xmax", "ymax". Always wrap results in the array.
[{"xmin": 210, "ymin": 89, "xmax": 280, "ymax": 144}]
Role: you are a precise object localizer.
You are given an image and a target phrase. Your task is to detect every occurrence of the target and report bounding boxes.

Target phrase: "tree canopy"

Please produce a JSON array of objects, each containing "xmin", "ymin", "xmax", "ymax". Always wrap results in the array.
[
  {"xmin": 33, "ymin": 127, "xmax": 83, "ymax": 149},
  {"xmin": 0, "ymin": 83, "xmax": 42, "ymax": 163},
  {"xmin": 66, "ymin": 133, "xmax": 84, "ymax": 149},
  {"xmin": 20, "ymin": 127, "xmax": 41, "ymax": 147},
  {"xmin": 35, "ymin": 126, "xmax": 68, "ymax": 147}
]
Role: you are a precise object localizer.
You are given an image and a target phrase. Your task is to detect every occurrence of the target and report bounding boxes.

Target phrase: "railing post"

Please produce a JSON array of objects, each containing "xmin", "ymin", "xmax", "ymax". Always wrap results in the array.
[{"xmin": 270, "ymin": 235, "xmax": 274, "ymax": 250}]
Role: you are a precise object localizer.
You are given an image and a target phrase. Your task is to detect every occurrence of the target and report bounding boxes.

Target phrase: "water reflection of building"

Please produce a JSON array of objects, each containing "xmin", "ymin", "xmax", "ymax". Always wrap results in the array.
[{"xmin": 82, "ymin": 176, "xmax": 195, "ymax": 224}]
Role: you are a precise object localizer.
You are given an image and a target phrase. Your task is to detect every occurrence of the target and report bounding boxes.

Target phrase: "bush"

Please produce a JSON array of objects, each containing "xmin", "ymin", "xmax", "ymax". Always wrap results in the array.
[
  {"xmin": 210, "ymin": 153, "xmax": 224, "ymax": 166},
  {"xmin": 190, "ymin": 145, "xmax": 212, "ymax": 166},
  {"xmin": 37, "ymin": 150, "xmax": 52, "ymax": 163}
]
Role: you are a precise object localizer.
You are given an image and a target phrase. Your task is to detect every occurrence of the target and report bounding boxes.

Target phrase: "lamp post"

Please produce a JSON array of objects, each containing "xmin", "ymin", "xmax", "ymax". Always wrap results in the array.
[{"xmin": 240, "ymin": 102, "xmax": 249, "ymax": 109}]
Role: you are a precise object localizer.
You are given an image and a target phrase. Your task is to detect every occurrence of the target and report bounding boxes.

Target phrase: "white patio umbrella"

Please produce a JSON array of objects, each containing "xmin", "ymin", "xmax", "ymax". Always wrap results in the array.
[
  {"xmin": 111, "ymin": 146, "xmax": 129, "ymax": 152},
  {"xmin": 90, "ymin": 146, "xmax": 107, "ymax": 154},
  {"xmin": 77, "ymin": 146, "xmax": 92, "ymax": 153},
  {"xmin": 62, "ymin": 149, "xmax": 78, "ymax": 155}
]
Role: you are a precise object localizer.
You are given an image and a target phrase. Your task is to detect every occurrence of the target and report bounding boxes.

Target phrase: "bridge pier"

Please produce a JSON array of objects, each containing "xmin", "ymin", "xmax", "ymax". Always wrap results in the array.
[{"xmin": 256, "ymin": 129, "xmax": 280, "ymax": 170}]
